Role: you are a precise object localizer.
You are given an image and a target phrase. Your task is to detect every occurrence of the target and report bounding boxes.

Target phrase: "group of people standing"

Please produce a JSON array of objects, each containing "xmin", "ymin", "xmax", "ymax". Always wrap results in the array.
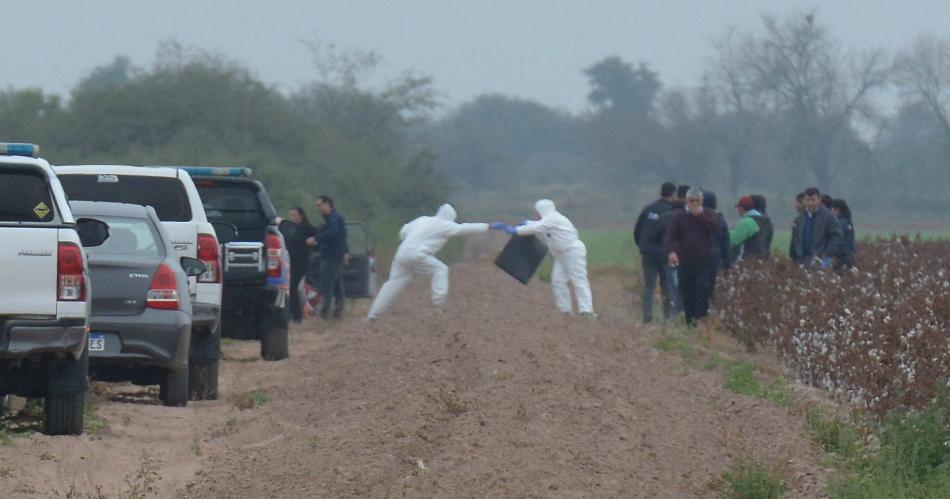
[
  {"xmin": 283, "ymin": 195, "xmax": 349, "ymax": 323},
  {"xmin": 634, "ymin": 182, "xmax": 856, "ymax": 327}
]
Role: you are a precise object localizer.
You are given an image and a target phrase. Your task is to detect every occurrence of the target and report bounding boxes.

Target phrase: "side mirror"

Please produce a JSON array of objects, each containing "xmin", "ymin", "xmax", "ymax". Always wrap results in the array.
[
  {"xmin": 211, "ymin": 221, "xmax": 239, "ymax": 244},
  {"xmin": 180, "ymin": 257, "xmax": 208, "ymax": 277},
  {"xmin": 278, "ymin": 219, "xmax": 299, "ymax": 238},
  {"xmin": 75, "ymin": 218, "xmax": 110, "ymax": 247}
]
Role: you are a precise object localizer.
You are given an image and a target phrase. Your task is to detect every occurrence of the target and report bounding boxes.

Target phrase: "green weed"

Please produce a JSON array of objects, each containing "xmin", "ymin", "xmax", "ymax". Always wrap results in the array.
[
  {"xmin": 231, "ymin": 386, "xmax": 270, "ymax": 411},
  {"xmin": 118, "ymin": 450, "xmax": 161, "ymax": 499},
  {"xmin": 829, "ymin": 394, "xmax": 950, "ymax": 498},
  {"xmin": 717, "ymin": 457, "xmax": 786, "ymax": 499},
  {"xmin": 84, "ymin": 402, "xmax": 110, "ymax": 437},
  {"xmin": 804, "ymin": 405, "xmax": 860, "ymax": 459},
  {"xmin": 723, "ymin": 362, "xmax": 794, "ymax": 407}
]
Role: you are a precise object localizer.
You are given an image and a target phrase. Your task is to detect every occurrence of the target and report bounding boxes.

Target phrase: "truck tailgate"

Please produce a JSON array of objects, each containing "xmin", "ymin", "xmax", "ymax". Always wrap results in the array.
[{"xmin": 0, "ymin": 227, "xmax": 58, "ymax": 315}]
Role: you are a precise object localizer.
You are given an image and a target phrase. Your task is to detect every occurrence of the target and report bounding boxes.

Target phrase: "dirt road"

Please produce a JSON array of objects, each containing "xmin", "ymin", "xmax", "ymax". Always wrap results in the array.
[{"xmin": 1, "ymin": 260, "xmax": 829, "ymax": 498}]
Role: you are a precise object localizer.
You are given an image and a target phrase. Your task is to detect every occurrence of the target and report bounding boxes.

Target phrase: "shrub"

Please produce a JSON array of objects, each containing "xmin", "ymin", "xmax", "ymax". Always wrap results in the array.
[
  {"xmin": 716, "ymin": 237, "xmax": 950, "ymax": 416},
  {"xmin": 718, "ymin": 457, "xmax": 786, "ymax": 499}
]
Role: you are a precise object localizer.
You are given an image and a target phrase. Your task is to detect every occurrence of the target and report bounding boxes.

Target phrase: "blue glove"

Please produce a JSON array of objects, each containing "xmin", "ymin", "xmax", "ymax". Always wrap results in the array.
[
  {"xmin": 504, "ymin": 225, "xmax": 518, "ymax": 235},
  {"xmin": 490, "ymin": 222, "xmax": 506, "ymax": 230}
]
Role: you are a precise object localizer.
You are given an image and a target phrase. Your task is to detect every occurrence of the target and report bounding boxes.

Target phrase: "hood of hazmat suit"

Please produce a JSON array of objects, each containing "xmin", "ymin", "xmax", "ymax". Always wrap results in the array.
[{"xmin": 394, "ymin": 204, "xmax": 487, "ymax": 261}]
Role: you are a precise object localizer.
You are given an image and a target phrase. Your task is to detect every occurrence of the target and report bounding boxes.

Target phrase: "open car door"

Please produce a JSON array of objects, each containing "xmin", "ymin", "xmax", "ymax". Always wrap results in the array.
[{"xmin": 342, "ymin": 221, "xmax": 376, "ymax": 298}]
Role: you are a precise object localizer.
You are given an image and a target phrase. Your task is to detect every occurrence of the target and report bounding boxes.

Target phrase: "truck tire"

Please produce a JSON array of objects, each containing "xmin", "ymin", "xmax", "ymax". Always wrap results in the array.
[
  {"xmin": 44, "ymin": 347, "xmax": 89, "ymax": 436},
  {"xmin": 160, "ymin": 368, "xmax": 189, "ymax": 407},
  {"xmin": 260, "ymin": 309, "xmax": 289, "ymax": 361},
  {"xmin": 44, "ymin": 391, "xmax": 85, "ymax": 435},
  {"xmin": 189, "ymin": 322, "xmax": 220, "ymax": 401},
  {"xmin": 188, "ymin": 359, "xmax": 219, "ymax": 401}
]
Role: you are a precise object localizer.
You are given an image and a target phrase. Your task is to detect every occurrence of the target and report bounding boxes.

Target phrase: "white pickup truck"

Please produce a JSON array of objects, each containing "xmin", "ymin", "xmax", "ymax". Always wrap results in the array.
[
  {"xmin": 56, "ymin": 165, "xmax": 223, "ymax": 400},
  {"xmin": 0, "ymin": 144, "xmax": 109, "ymax": 435}
]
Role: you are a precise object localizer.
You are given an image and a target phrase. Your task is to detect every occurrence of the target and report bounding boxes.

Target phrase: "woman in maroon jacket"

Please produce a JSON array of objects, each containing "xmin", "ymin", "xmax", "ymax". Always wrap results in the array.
[{"xmin": 664, "ymin": 188, "xmax": 720, "ymax": 326}]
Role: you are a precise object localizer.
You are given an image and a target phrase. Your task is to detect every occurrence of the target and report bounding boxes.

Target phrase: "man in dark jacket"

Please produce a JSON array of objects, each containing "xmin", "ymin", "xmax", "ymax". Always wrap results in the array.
[
  {"xmin": 702, "ymin": 191, "xmax": 731, "ymax": 299},
  {"xmin": 312, "ymin": 195, "xmax": 348, "ymax": 318},
  {"xmin": 654, "ymin": 184, "xmax": 690, "ymax": 318},
  {"xmin": 665, "ymin": 188, "xmax": 719, "ymax": 326},
  {"xmin": 634, "ymin": 182, "xmax": 675, "ymax": 323},
  {"xmin": 791, "ymin": 187, "xmax": 842, "ymax": 268}
]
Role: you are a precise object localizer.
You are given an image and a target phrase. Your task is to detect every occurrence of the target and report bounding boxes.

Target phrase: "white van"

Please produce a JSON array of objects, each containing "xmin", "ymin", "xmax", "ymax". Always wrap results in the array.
[{"xmin": 56, "ymin": 165, "xmax": 223, "ymax": 400}]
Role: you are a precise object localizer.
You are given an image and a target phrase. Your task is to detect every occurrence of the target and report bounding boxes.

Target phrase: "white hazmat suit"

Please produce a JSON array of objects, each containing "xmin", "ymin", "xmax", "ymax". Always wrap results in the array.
[
  {"xmin": 367, "ymin": 204, "xmax": 488, "ymax": 320},
  {"xmin": 516, "ymin": 199, "xmax": 593, "ymax": 314}
]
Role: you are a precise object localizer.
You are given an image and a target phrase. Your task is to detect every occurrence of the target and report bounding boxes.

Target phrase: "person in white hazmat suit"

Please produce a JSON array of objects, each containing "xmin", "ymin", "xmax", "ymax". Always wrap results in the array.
[
  {"xmin": 366, "ymin": 204, "xmax": 489, "ymax": 320},
  {"xmin": 493, "ymin": 199, "xmax": 595, "ymax": 317}
]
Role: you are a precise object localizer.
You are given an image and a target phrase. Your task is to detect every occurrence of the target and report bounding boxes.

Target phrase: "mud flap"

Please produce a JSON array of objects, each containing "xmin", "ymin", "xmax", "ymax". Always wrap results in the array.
[
  {"xmin": 190, "ymin": 322, "xmax": 221, "ymax": 362},
  {"xmin": 46, "ymin": 347, "xmax": 89, "ymax": 394}
]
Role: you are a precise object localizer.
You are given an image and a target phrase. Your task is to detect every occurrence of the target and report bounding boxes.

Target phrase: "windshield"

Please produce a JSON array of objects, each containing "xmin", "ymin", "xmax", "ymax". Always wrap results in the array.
[
  {"xmin": 59, "ymin": 174, "xmax": 192, "ymax": 222},
  {"xmin": 0, "ymin": 169, "xmax": 56, "ymax": 223},
  {"xmin": 195, "ymin": 183, "xmax": 268, "ymax": 233},
  {"xmin": 85, "ymin": 216, "xmax": 165, "ymax": 257}
]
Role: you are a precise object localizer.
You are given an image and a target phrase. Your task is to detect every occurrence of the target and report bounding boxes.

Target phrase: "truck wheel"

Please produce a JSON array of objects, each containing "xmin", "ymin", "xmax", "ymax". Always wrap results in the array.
[
  {"xmin": 160, "ymin": 368, "xmax": 189, "ymax": 407},
  {"xmin": 44, "ymin": 391, "xmax": 85, "ymax": 435},
  {"xmin": 44, "ymin": 347, "xmax": 88, "ymax": 436},
  {"xmin": 188, "ymin": 359, "xmax": 219, "ymax": 401},
  {"xmin": 260, "ymin": 309, "xmax": 289, "ymax": 361}
]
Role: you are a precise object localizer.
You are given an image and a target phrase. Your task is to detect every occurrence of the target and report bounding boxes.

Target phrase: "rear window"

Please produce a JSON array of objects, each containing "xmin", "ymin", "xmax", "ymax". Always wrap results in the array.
[
  {"xmin": 85, "ymin": 216, "xmax": 164, "ymax": 257},
  {"xmin": 59, "ymin": 174, "xmax": 192, "ymax": 222},
  {"xmin": 0, "ymin": 169, "xmax": 55, "ymax": 223},
  {"xmin": 194, "ymin": 182, "xmax": 268, "ymax": 232}
]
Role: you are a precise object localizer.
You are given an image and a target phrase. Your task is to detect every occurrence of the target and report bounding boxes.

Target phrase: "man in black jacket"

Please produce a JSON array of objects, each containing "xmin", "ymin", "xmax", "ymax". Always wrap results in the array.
[
  {"xmin": 634, "ymin": 182, "xmax": 675, "ymax": 323},
  {"xmin": 311, "ymin": 195, "xmax": 348, "ymax": 319}
]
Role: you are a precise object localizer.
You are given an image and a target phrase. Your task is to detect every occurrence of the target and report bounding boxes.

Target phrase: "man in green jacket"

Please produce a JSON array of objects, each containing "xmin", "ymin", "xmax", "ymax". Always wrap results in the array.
[{"xmin": 730, "ymin": 196, "xmax": 770, "ymax": 260}]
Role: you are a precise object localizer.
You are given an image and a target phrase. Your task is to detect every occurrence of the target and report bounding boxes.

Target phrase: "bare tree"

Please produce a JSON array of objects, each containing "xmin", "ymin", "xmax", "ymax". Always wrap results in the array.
[
  {"xmin": 894, "ymin": 35, "xmax": 950, "ymax": 144},
  {"xmin": 713, "ymin": 13, "xmax": 889, "ymax": 190}
]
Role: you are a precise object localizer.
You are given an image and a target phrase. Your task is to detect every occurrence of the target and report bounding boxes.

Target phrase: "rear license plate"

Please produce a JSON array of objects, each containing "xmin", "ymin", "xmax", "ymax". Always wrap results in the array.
[{"xmin": 88, "ymin": 333, "xmax": 106, "ymax": 352}]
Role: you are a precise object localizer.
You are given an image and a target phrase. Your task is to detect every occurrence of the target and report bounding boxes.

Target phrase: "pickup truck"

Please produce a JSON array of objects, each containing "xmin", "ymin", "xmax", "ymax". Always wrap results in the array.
[
  {"xmin": 0, "ymin": 143, "xmax": 109, "ymax": 435},
  {"xmin": 183, "ymin": 167, "xmax": 291, "ymax": 360},
  {"xmin": 56, "ymin": 165, "xmax": 223, "ymax": 400}
]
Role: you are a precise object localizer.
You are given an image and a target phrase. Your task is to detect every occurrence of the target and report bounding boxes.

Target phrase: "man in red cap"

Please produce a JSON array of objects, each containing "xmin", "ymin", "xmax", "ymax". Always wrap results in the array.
[{"xmin": 729, "ymin": 196, "xmax": 770, "ymax": 260}]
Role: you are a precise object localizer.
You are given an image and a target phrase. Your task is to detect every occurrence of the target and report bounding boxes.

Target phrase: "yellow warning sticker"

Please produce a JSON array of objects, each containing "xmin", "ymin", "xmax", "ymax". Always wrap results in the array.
[{"xmin": 33, "ymin": 202, "xmax": 50, "ymax": 219}]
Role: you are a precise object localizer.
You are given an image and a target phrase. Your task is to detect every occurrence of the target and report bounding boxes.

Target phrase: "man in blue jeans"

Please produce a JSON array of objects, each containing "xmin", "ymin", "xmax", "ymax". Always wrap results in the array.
[
  {"xmin": 310, "ymin": 195, "xmax": 348, "ymax": 319},
  {"xmin": 634, "ymin": 182, "xmax": 676, "ymax": 323}
]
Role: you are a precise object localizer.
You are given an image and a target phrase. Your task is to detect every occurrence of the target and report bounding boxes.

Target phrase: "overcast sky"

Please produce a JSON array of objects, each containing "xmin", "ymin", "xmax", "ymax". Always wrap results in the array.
[{"xmin": 5, "ymin": 0, "xmax": 950, "ymax": 112}]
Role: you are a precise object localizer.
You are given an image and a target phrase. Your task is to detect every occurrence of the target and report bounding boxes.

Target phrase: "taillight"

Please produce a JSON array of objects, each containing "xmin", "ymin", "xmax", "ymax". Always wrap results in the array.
[
  {"xmin": 266, "ymin": 232, "xmax": 282, "ymax": 278},
  {"xmin": 197, "ymin": 233, "xmax": 221, "ymax": 283},
  {"xmin": 57, "ymin": 242, "xmax": 85, "ymax": 301},
  {"xmin": 146, "ymin": 263, "xmax": 181, "ymax": 310}
]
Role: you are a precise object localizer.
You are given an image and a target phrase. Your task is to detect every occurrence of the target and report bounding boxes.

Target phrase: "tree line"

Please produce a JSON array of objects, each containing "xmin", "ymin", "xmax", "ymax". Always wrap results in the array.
[
  {"xmin": 435, "ymin": 13, "xmax": 950, "ymax": 218},
  {"xmin": 2, "ymin": 12, "xmax": 950, "ymax": 226},
  {"xmin": 0, "ymin": 42, "xmax": 446, "ymax": 226}
]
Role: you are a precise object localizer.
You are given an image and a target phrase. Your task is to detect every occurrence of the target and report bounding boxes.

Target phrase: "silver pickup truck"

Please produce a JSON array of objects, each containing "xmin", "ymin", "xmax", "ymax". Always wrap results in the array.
[{"xmin": 0, "ymin": 144, "xmax": 109, "ymax": 435}]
